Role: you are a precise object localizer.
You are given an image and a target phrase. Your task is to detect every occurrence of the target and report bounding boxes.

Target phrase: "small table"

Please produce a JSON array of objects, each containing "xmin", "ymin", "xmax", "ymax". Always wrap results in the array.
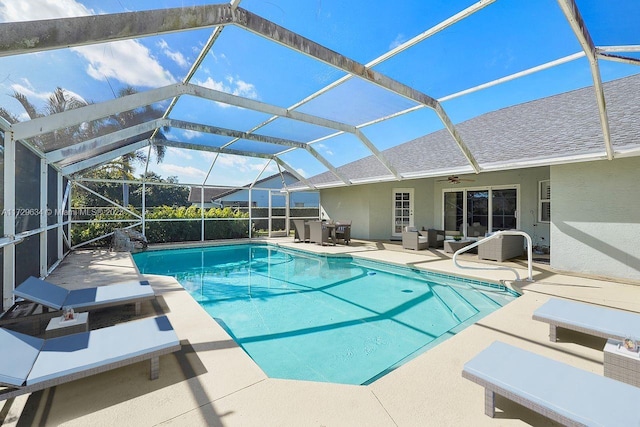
[
  {"xmin": 45, "ymin": 312, "xmax": 89, "ymax": 338},
  {"xmin": 444, "ymin": 239, "xmax": 474, "ymax": 254},
  {"xmin": 603, "ymin": 339, "xmax": 640, "ymax": 387}
]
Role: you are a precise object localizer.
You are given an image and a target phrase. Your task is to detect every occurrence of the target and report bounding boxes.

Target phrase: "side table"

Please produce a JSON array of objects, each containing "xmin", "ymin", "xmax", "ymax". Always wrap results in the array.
[
  {"xmin": 603, "ymin": 338, "xmax": 640, "ymax": 387},
  {"xmin": 45, "ymin": 312, "xmax": 89, "ymax": 338},
  {"xmin": 444, "ymin": 239, "xmax": 474, "ymax": 254}
]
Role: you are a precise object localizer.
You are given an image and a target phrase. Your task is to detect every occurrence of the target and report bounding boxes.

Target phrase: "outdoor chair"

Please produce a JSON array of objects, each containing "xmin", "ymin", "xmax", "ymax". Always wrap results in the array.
[
  {"xmin": 477, "ymin": 233, "xmax": 524, "ymax": 262},
  {"xmin": 462, "ymin": 341, "xmax": 640, "ymax": 425},
  {"xmin": 424, "ymin": 228, "xmax": 445, "ymax": 249},
  {"xmin": 402, "ymin": 227, "xmax": 428, "ymax": 250},
  {"xmin": 533, "ymin": 297, "xmax": 640, "ymax": 342},
  {"xmin": 334, "ymin": 220, "xmax": 351, "ymax": 245},
  {"xmin": 292, "ymin": 219, "xmax": 310, "ymax": 243},
  {"xmin": 0, "ymin": 315, "xmax": 181, "ymax": 401},
  {"xmin": 308, "ymin": 221, "xmax": 333, "ymax": 246},
  {"xmin": 0, "ymin": 276, "xmax": 156, "ymax": 328}
]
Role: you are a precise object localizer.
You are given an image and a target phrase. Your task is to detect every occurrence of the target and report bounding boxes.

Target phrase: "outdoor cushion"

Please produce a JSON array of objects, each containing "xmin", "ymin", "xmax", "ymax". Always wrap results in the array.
[
  {"xmin": 0, "ymin": 316, "xmax": 179, "ymax": 392},
  {"xmin": 0, "ymin": 328, "xmax": 43, "ymax": 386},
  {"xmin": 533, "ymin": 298, "xmax": 640, "ymax": 341},
  {"xmin": 463, "ymin": 341, "xmax": 640, "ymax": 425},
  {"xmin": 14, "ymin": 276, "xmax": 154, "ymax": 310}
]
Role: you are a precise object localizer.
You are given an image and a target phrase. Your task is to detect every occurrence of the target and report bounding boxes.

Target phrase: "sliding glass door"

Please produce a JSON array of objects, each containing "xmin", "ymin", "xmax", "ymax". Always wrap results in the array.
[{"xmin": 443, "ymin": 186, "xmax": 518, "ymax": 238}]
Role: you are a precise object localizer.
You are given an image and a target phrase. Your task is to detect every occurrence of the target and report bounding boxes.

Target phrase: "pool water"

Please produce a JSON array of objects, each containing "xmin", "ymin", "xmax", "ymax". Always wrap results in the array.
[{"xmin": 133, "ymin": 244, "xmax": 518, "ymax": 385}]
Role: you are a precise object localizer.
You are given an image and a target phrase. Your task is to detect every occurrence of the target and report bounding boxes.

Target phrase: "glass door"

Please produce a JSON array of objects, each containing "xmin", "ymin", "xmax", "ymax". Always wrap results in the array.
[
  {"xmin": 492, "ymin": 188, "xmax": 517, "ymax": 230},
  {"xmin": 392, "ymin": 188, "xmax": 413, "ymax": 239},
  {"xmin": 443, "ymin": 186, "xmax": 519, "ymax": 238},
  {"xmin": 444, "ymin": 191, "xmax": 463, "ymax": 236}
]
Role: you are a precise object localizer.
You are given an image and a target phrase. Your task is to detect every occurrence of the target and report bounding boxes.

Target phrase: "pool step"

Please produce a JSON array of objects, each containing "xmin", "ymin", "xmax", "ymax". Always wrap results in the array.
[{"xmin": 431, "ymin": 285, "xmax": 478, "ymax": 323}]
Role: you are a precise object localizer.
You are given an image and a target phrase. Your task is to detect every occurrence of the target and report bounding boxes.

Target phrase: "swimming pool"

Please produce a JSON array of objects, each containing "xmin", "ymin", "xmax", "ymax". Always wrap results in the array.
[{"xmin": 133, "ymin": 244, "xmax": 518, "ymax": 385}]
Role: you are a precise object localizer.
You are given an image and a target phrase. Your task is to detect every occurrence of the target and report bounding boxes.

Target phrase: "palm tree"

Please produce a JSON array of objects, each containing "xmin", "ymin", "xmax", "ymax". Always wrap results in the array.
[{"xmin": 1, "ymin": 86, "xmax": 167, "ymax": 178}]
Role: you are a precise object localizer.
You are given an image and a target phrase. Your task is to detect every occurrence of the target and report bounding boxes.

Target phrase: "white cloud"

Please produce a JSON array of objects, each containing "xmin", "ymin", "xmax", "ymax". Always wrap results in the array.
[
  {"xmin": 157, "ymin": 163, "xmax": 206, "ymax": 181},
  {"xmin": 389, "ymin": 33, "xmax": 407, "ymax": 50},
  {"xmin": 165, "ymin": 146, "xmax": 193, "ymax": 160},
  {"xmin": 180, "ymin": 129, "xmax": 201, "ymax": 140},
  {"xmin": 158, "ymin": 39, "xmax": 188, "ymax": 68},
  {"xmin": 316, "ymin": 143, "xmax": 334, "ymax": 156},
  {"xmin": 194, "ymin": 76, "xmax": 259, "ymax": 107},
  {"xmin": 0, "ymin": 0, "xmax": 93, "ymax": 22},
  {"xmin": 75, "ymin": 41, "xmax": 175, "ymax": 88},
  {"xmin": 0, "ymin": 0, "xmax": 176, "ymax": 88}
]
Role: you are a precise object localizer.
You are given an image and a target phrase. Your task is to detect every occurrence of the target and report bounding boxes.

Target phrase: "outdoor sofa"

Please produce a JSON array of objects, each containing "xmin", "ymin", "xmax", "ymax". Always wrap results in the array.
[
  {"xmin": 477, "ymin": 233, "xmax": 524, "ymax": 262},
  {"xmin": 0, "ymin": 276, "xmax": 156, "ymax": 328},
  {"xmin": 533, "ymin": 297, "xmax": 640, "ymax": 342},
  {"xmin": 462, "ymin": 341, "xmax": 640, "ymax": 425},
  {"xmin": 0, "ymin": 315, "xmax": 181, "ymax": 401}
]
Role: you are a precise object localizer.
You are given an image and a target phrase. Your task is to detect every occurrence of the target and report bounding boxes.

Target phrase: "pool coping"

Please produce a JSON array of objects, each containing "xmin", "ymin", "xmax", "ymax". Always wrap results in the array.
[{"xmin": 9, "ymin": 240, "xmax": 640, "ymax": 426}]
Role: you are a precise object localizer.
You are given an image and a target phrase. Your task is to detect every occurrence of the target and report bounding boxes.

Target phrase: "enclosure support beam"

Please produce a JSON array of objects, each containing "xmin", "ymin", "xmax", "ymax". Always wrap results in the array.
[
  {"xmin": 0, "ymin": 4, "xmax": 235, "ymax": 56},
  {"xmin": 61, "ymin": 140, "xmax": 149, "ymax": 176},
  {"xmin": 2, "ymin": 131, "xmax": 16, "ymax": 310},
  {"xmin": 39, "ymin": 159, "xmax": 48, "ymax": 278},
  {"xmin": 46, "ymin": 118, "xmax": 169, "ymax": 163},
  {"xmin": 557, "ymin": 0, "xmax": 613, "ymax": 160}
]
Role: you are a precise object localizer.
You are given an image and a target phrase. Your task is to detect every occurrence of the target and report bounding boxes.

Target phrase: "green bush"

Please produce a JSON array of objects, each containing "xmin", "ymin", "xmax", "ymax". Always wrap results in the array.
[{"xmin": 71, "ymin": 206, "xmax": 250, "ymax": 247}]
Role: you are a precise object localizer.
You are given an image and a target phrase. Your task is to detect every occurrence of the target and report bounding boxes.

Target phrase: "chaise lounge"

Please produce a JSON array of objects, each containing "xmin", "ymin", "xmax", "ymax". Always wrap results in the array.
[
  {"xmin": 462, "ymin": 341, "xmax": 640, "ymax": 425},
  {"xmin": 0, "ymin": 276, "xmax": 156, "ymax": 328},
  {"xmin": 0, "ymin": 315, "xmax": 181, "ymax": 401},
  {"xmin": 533, "ymin": 297, "xmax": 640, "ymax": 342}
]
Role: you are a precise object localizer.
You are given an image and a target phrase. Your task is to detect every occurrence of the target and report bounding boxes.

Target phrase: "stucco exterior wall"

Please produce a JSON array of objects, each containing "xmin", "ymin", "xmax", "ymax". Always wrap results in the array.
[
  {"xmin": 320, "ymin": 167, "xmax": 550, "ymax": 242},
  {"xmin": 551, "ymin": 158, "xmax": 640, "ymax": 281}
]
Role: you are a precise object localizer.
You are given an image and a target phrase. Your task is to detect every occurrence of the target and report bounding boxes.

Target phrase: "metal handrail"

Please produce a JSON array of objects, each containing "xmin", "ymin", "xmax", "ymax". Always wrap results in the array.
[{"xmin": 452, "ymin": 230, "xmax": 534, "ymax": 282}]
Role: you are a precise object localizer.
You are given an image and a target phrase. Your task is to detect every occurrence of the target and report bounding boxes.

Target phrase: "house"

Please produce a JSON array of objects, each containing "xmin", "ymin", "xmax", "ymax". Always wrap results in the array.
[
  {"xmin": 188, "ymin": 171, "xmax": 319, "ymax": 209},
  {"xmin": 300, "ymin": 73, "xmax": 640, "ymax": 282}
]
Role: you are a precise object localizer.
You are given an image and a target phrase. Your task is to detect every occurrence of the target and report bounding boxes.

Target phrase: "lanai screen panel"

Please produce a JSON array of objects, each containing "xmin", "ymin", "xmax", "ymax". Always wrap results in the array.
[
  {"xmin": 295, "ymin": 78, "xmax": 419, "ymax": 126},
  {"xmin": 373, "ymin": 0, "xmax": 581, "ymax": 101},
  {"xmin": 359, "ymin": 108, "xmax": 445, "ymax": 152},
  {"xmin": 310, "ymin": 133, "xmax": 377, "ymax": 169},
  {"xmin": 190, "ymin": 25, "xmax": 348, "ymax": 108}
]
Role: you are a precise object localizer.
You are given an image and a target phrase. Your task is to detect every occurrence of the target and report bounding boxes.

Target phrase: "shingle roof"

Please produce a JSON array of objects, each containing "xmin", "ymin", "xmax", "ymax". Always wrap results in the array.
[{"xmin": 297, "ymin": 73, "xmax": 640, "ymax": 188}]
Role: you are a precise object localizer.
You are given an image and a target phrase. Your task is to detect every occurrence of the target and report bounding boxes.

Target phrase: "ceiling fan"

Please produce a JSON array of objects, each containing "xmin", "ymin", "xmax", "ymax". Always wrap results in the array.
[{"xmin": 437, "ymin": 175, "xmax": 475, "ymax": 184}]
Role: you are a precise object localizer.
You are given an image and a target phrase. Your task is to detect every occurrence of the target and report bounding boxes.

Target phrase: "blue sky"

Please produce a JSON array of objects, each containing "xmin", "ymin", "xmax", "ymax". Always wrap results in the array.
[{"xmin": 0, "ymin": 0, "xmax": 639, "ymax": 186}]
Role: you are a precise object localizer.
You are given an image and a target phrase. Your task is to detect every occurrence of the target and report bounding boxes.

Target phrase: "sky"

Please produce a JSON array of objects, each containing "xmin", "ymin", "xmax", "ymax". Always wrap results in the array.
[{"xmin": 0, "ymin": 0, "xmax": 639, "ymax": 187}]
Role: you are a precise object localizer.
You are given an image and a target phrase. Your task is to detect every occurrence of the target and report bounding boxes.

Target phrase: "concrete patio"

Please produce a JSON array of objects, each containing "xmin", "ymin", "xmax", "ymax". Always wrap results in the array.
[{"xmin": 3, "ymin": 239, "xmax": 639, "ymax": 426}]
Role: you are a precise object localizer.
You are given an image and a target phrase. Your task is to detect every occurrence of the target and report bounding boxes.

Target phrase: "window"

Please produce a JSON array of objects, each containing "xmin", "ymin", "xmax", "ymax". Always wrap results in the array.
[{"xmin": 539, "ymin": 180, "xmax": 551, "ymax": 223}]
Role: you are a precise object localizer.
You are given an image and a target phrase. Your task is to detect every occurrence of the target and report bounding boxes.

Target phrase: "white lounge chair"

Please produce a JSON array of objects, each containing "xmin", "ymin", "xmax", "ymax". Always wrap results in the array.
[
  {"xmin": 0, "ymin": 315, "xmax": 180, "ymax": 401},
  {"xmin": 533, "ymin": 298, "xmax": 640, "ymax": 342},
  {"xmin": 1, "ymin": 276, "xmax": 156, "ymax": 328},
  {"xmin": 462, "ymin": 341, "xmax": 640, "ymax": 425}
]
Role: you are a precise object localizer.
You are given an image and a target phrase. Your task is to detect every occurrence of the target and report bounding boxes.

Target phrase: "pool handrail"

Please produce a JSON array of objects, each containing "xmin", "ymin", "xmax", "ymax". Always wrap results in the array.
[{"xmin": 452, "ymin": 230, "xmax": 534, "ymax": 282}]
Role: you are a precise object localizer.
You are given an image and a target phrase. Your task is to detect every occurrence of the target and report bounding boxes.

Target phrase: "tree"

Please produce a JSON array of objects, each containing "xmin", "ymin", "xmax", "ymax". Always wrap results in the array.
[{"xmin": 1, "ymin": 85, "xmax": 167, "ymax": 173}]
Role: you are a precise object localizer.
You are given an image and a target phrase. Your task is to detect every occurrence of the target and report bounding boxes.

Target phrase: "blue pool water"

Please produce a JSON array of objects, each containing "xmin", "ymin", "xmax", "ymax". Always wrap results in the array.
[{"xmin": 133, "ymin": 244, "xmax": 518, "ymax": 385}]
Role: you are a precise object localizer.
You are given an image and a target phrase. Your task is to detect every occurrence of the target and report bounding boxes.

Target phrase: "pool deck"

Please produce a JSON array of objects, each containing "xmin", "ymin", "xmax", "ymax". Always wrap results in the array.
[{"xmin": 4, "ymin": 238, "xmax": 640, "ymax": 426}]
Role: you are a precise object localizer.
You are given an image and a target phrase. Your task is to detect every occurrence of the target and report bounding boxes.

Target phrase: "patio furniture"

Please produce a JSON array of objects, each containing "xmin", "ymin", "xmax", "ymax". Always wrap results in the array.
[
  {"xmin": 292, "ymin": 219, "xmax": 310, "ymax": 243},
  {"xmin": 0, "ymin": 315, "xmax": 181, "ymax": 401},
  {"xmin": 308, "ymin": 221, "xmax": 334, "ymax": 246},
  {"xmin": 424, "ymin": 228, "xmax": 445, "ymax": 248},
  {"xmin": 0, "ymin": 276, "xmax": 156, "ymax": 329},
  {"xmin": 462, "ymin": 341, "xmax": 640, "ymax": 425},
  {"xmin": 466, "ymin": 222, "xmax": 487, "ymax": 238},
  {"xmin": 443, "ymin": 239, "xmax": 473, "ymax": 254},
  {"xmin": 603, "ymin": 338, "xmax": 640, "ymax": 387},
  {"xmin": 477, "ymin": 233, "xmax": 524, "ymax": 262},
  {"xmin": 334, "ymin": 220, "xmax": 351, "ymax": 245},
  {"xmin": 402, "ymin": 227, "xmax": 428, "ymax": 250},
  {"xmin": 533, "ymin": 297, "xmax": 640, "ymax": 342}
]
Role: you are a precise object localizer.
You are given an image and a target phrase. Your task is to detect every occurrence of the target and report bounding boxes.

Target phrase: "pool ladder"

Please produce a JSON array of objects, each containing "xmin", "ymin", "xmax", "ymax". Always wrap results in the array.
[{"xmin": 451, "ymin": 230, "xmax": 534, "ymax": 282}]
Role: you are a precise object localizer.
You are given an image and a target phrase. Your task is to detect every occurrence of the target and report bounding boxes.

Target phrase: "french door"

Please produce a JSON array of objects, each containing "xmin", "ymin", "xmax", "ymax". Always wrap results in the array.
[
  {"xmin": 392, "ymin": 188, "xmax": 414, "ymax": 239},
  {"xmin": 443, "ymin": 187, "xmax": 518, "ymax": 237}
]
